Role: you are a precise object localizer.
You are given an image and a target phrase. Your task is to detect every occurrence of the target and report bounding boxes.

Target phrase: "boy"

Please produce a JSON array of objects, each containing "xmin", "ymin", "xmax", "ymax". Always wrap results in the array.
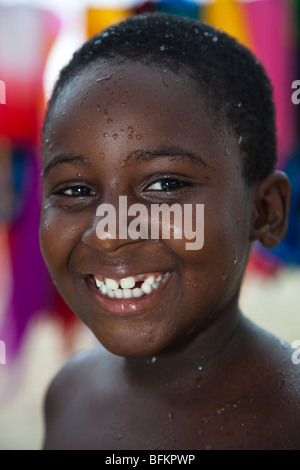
[{"xmin": 39, "ymin": 13, "xmax": 300, "ymax": 449}]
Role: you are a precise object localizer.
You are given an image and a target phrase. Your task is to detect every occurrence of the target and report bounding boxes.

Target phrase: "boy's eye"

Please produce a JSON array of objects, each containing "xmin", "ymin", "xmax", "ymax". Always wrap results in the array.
[
  {"xmin": 56, "ymin": 185, "xmax": 96, "ymax": 197},
  {"xmin": 147, "ymin": 178, "xmax": 187, "ymax": 191}
]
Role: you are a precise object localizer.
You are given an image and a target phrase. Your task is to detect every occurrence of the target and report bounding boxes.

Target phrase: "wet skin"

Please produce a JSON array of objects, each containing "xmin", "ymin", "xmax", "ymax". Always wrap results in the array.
[
  {"xmin": 40, "ymin": 60, "xmax": 300, "ymax": 449},
  {"xmin": 41, "ymin": 60, "xmax": 251, "ymax": 357}
]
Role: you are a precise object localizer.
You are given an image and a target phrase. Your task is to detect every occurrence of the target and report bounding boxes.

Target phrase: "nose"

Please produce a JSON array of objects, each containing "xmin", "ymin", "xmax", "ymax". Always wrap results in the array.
[{"xmin": 82, "ymin": 195, "xmax": 146, "ymax": 253}]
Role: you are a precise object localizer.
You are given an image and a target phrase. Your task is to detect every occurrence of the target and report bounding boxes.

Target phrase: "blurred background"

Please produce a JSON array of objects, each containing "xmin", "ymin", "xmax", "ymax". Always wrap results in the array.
[{"xmin": 0, "ymin": 0, "xmax": 299, "ymax": 450}]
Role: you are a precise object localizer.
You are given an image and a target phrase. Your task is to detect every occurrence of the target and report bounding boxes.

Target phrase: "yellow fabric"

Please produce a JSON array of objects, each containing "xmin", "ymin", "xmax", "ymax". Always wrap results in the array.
[
  {"xmin": 86, "ymin": 7, "xmax": 133, "ymax": 38},
  {"xmin": 203, "ymin": 0, "xmax": 254, "ymax": 50}
]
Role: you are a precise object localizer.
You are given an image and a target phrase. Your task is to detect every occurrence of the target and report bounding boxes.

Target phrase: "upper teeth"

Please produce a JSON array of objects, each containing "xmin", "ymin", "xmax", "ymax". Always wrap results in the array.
[{"xmin": 94, "ymin": 273, "xmax": 169, "ymax": 299}]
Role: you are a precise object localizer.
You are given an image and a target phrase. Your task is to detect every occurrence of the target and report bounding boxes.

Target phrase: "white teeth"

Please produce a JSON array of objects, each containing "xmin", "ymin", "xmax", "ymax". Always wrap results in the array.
[
  {"xmin": 114, "ymin": 289, "xmax": 123, "ymax": 299},
  {"xmin": 105, "ymin": 278, "xmax": 119, "ymax": 290},
  {"xmin": 95, "ymin": 278, "xmax": 102, "ymax": 289},
  {"xmin": 120, "ymin": 277, "xmax": 135, "ymax": 289},
  {"xmin": 101, "ymin": 284, "xmax": 108, "ymax": 295},
  {"xmin": 107, "ymin": 289, "xmax": 115, "ymax": 298},
  {"xmin": 94, "ymin": 273, "xmax": 170, "ymax": 299},
  {"xmin": 144, "ymin": 275, "xmax": 155, "ymax": 285},
  {"xmin": 141, "ymin": 282, "xmax": 152, "ymax": 294},
  {"xmin": 132, "ymin": 288, "xmax": 143, "ymax": 298},
  {"xmin": 123, "ymin": 288, "xmax": 133, "ymax": 299}
]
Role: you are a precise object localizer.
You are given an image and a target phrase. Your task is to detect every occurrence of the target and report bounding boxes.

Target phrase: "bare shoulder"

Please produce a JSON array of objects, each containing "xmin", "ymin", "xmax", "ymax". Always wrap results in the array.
[
  {"xmin": 42, "ymin": 345, "xmax": 123, "ymax": 449},
  {"xmin": 230, "ymin": 316, "xmax": 300, "ymax": 449}
]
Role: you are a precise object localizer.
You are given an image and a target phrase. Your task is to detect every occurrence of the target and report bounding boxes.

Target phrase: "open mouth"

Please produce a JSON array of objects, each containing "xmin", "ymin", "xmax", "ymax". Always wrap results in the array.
[{"xmin": 93, "ymin": 272, "xmax": 170, "ymax": 300}]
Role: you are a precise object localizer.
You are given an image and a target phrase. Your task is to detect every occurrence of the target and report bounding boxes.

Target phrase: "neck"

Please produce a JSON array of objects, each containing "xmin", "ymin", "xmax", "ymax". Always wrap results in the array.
[{"xmin": 123, "ymin": 306, "xmax": 243, "ymax": 388}]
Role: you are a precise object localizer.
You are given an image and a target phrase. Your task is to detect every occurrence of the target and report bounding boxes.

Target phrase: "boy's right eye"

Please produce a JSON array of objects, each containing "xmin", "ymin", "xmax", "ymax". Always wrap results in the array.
[{"xmin": 54, "ymin": 185, "xmax": 96, "ymax": 197}]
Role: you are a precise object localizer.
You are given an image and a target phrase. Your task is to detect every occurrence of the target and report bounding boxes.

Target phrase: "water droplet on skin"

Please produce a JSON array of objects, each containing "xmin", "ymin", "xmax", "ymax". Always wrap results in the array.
[
  {"xmin": 128, "ymin": 134, "xmax": 133, "ymax": 139},
  {"xmin": 103, "ymin": 132, "xmax": 108, "ymax": 137},
  {"xmin": 107, "ymin": 118, "xmax": 113, "ymax": 123},
  {"xmin": 221, "ymin": 273, "xmax": 227, "ymax": 281},
  {"xmin": 216, "ymin": 407, "xmax": 226, "ymax": 415},
  {"xmin": 99, "ymin": 152, "xmax": 105, "ymax": 159},
  {"xmin": 238, "ymin": 136, "xmax": 243, "ymax": 144},
  {"xmin": 212, "ymin": 35, "xmax": 218, "ymax": 43},
  {"xmin": 196, "ymin": 376, "xmax": 203, "ymax": 388},
  {"xmin": 236, "ymin": 102, "xmax": 243, "ymax": 108},
  {"xmin": 136, "ymin": 134, "xmax": 143, "ymax": 140},
  {"xmin": 112, "ymin": 133, "xmax": 118, "ymax": 139},
  {"xmin": 198, "ymin": 365, "xmax": 203, "ymax": 371},
  {"xmin": 151, "ymin": 356, "xmax": 157, "ymax": 363},
  {"xmin": 160, "ymin": 44, "xmax": 166, "ymax": 51},
  {"xmin": 127, "ymin": 126, "xmax": 134, "ymax": 133},
  {"xmin": 168, "ymin": 412, "xmax": 174, "ymax": 423},
  {"xmin": 203, "ymin": 415, "xmax": 211, "ymax": 424}
]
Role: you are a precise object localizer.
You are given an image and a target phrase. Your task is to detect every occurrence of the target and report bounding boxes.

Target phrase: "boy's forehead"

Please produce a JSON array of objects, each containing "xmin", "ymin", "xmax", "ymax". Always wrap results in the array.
[
  {"xmin": 44, "ymin": 59, "xmax": 243, "ymax": 181},
  {"xmin": 48, "ymin": 59, "xmax": 219, "ymax": 143},
  {"xmin": 53, "ymin": 59, "xmax": 204, "ymax": 116}
]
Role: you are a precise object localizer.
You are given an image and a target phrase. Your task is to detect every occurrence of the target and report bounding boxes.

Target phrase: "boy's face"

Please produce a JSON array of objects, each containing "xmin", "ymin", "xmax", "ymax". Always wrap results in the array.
[{"xmin": 40, "ymin": 59, "xmax": 252, "ymax": 357}]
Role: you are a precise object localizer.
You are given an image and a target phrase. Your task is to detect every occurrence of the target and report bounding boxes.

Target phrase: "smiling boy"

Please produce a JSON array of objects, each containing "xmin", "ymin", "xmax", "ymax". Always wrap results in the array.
[{"xmin": 39, "ymin": 13, "xmax": 300, "ymax": 450}]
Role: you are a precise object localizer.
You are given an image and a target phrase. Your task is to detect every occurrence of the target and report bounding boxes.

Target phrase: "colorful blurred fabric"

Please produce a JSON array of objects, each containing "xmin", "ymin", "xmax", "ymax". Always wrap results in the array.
[
  {"xmin": 0, "ymin": 5, "xmax": 76, "ymax": 360},
  {"xmin": 0, "ymin": 0, "xmax": 299, "ymax": 358}
]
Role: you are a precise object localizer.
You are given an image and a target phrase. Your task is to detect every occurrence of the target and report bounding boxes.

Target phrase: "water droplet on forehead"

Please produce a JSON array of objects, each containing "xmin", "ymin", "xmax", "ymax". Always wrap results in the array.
[{"xmin": 160, "ymin": 44, "xmax": 166, "ymax": 51}]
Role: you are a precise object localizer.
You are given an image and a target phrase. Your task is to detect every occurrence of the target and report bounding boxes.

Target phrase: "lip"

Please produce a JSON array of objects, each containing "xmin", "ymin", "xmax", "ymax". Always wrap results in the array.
[{"xmin": 85, "ymin": 271, "xmax": 172, "ymax": 317}]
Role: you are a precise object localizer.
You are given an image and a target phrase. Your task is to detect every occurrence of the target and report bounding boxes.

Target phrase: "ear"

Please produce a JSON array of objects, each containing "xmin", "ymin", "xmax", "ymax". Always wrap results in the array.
[{"xmin": 250, "ymin": 170, "xmax": 291, "ymax": 249}]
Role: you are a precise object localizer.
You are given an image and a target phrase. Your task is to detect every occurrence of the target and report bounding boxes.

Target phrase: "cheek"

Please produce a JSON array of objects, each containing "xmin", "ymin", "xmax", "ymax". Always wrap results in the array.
[
  {"xmin": 39, "ymin": 209, "xmax": 79, "ymax": 278},
  {"xmin": 166, "ymin": 202, "xmax": 249, "ymax": 307}
]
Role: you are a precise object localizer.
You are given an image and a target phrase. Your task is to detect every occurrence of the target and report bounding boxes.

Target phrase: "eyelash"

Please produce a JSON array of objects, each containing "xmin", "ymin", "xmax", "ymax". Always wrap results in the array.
[
  {"xmin": 146, "ymin": 177, "xmax": 190, "ymax": 192},
  {"xmin": 54, "ymin": 177, "xmax": 189, "ymax": 198},
  {"xmin": 54, "ymin": 185, "xmax": 96, "ymax": 198}
]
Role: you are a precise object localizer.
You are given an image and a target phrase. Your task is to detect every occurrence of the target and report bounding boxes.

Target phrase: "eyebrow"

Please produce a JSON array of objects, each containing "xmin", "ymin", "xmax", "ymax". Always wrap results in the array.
[
  {"xmin": 42, "ymin": 145, "xmax": 208, "ymax": 177},
  {"xmin": 43, "ymin": 153, "xmax": 91, "ymax": 178},
  {"xmin": 123, "ymin": 146, "xmax": 208, "ymax": 167}
]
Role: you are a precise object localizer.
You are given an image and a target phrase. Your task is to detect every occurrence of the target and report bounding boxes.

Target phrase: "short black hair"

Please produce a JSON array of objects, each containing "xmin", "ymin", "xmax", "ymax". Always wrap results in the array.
[{"xmin": 43, "ymin": 12, "xmax": 277, "ymax": 186}]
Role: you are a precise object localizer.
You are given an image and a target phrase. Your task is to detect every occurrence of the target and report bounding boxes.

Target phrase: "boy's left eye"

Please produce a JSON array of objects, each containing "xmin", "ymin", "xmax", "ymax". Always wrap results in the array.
[
  {"xmin": 56, "ymin": 185, "xmax": 96, "ymax": 197},
  {"xmin": 147, "ymin": 178, "xmax": 188, "ymax": 191}
]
